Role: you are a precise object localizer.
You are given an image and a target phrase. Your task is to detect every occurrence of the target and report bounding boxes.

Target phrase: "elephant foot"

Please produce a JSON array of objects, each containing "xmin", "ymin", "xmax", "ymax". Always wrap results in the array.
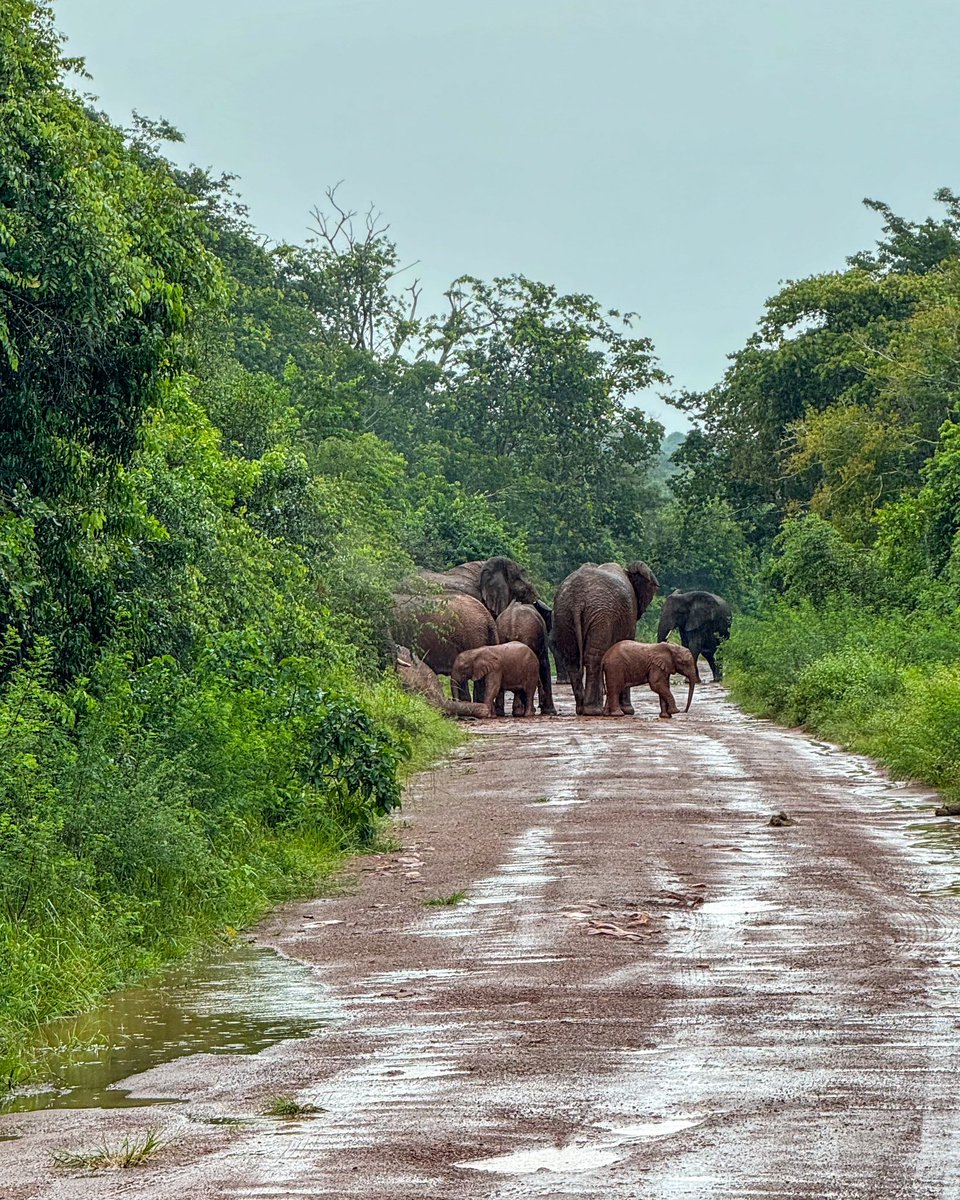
[
  {"xmin": 540, "ymin": 705, "xmax": 558, "ymax": 716},
  {"xmin": 620, "ymin": 705, "xmax": 635, "ymax": 716},
  {"xmin": 581, "ymin": 704, "xmax": 605, "ymax": 717},
  {"xmin": 605, "ymin": 707, "xmax": 624, "ymax": 718},
  {"xmin": 658, "ymin": 712, "xmax": 673, "ymax": 720}
]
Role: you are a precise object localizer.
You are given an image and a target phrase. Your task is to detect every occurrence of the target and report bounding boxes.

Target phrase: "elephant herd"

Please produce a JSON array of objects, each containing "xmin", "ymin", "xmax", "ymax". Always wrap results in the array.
[{"xmin": 392, "ymin": 557, "xmax": 732, "ymax": 721}]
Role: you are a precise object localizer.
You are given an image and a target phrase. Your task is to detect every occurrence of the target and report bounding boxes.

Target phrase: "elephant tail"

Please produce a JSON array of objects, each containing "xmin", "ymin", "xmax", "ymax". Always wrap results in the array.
[{"xmin": 685, "ymin": 677, "xmax": 695, "ymax": 712}]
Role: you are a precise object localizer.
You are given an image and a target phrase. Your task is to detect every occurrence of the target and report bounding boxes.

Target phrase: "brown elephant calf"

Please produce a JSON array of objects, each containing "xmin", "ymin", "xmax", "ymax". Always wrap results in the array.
[
  {"xmin": 450, "ymin": 642, "xmax": 540, "ymax": 718},
  {"xmin": 601, "ymin": 641, "xmax": 697, "ymax": 719}
]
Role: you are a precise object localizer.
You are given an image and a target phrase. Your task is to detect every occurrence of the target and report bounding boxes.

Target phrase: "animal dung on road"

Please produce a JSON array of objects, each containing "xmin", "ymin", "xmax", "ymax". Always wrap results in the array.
[{"xmin": 769, "ymin": 811, "xmax": 796, "ymax": 827}]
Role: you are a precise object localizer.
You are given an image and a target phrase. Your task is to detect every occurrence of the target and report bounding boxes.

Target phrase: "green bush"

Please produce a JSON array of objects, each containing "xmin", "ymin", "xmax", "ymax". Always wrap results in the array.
[
  {"xmin": 0, "ymin": 636, "xmax": 455, "ymax": 1084},
  {"xmin": 873, "ymin": 665, "xmax": 960, "ymax": 796}
]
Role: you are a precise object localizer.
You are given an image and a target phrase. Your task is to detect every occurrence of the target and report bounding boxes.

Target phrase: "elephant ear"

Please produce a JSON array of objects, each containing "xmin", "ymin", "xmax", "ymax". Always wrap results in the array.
[
  {"xmin": 479, "ymin": 561, "xmax": 512, "ymax": 616},
  {"xmin": 625, "ymin": 561, "xmax": 659, "ymax": 615}
]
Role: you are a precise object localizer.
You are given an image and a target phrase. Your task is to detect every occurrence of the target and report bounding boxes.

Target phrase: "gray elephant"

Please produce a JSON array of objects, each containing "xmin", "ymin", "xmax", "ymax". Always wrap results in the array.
[
  {"xmin": 495, "ymin": 600, "xmax": 556, "ymax": 715},
  {"xmin": 551, "ymin": 561, "xmax": 659, "ymax": 716},
  {"xmin": 391, "ymin": 591, "xmax": 498, "ymax": 701},
  {"xmin": 657, "ymin": 590, "xmax": 732, "ymax": 682},
  {"xmin": 394, "ymin": 647, "xmax": 489, "ymax": 719},
  {"xmin": 418, "ymin": 557, "xmax": 550, "ymax": 623}
]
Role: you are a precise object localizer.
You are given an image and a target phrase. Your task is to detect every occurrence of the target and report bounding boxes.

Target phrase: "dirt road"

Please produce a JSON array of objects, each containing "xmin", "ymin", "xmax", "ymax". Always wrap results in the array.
[{"xmin": 3, "ymin": 683, "xmax": 960, "ymax": 1199}]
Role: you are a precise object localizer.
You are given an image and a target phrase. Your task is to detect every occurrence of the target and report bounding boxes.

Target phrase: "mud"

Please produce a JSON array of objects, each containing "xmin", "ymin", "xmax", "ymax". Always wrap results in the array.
[{"xmin": 1, "ymin": 682, "xmax": 958, "ymax": 1198}]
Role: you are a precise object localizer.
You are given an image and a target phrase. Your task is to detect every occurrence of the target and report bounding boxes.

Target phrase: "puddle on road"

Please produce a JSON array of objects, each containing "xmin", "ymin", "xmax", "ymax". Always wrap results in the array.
[
  {"xmin": 698, "ymin": 898, "xmax": 776, "ymax": 917},
  {"xmin": 456, "ymin": 1116, "xmax": 705, "ymax": 1176},
  {"xmin": 457, "ymin": 1145, "xmax": 624, "ymax": 1174},
  {"xmin": 2, "ymin": 943, "xmax": 338, "ymax": 1114}
]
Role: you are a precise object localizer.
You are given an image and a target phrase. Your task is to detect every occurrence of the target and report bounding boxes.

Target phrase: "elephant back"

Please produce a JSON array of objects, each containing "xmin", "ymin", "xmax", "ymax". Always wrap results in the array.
[
  {"xmin": 393, "ymin": 592, "xmax": 497, "ymax": 677},
  {"xmin": 496, "ymin": 601, "xmax": 547, "ymax": 652}
]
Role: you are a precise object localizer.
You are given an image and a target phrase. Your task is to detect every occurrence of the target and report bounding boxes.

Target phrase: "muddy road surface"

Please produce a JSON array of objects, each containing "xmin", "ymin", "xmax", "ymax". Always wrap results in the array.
[{"xmin": 2, "ymin": 683, "xmax": 960, "ymax": 1198}]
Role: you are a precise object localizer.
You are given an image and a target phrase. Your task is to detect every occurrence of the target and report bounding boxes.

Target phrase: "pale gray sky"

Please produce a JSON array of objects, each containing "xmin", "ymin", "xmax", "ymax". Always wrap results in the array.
[{"xmin": 59, "ymin": 0, "xmax": 960, "ymax": 430}]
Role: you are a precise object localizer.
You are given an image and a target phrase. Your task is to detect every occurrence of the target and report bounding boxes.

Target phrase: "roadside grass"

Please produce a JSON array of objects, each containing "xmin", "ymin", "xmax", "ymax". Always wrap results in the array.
[
  {"xmin": 423, "ymin": 890, "xmax": 469, "ymax": 907},
  {"xmin": 262, "ymin": 1096, "xmax": 325, "ymax": 1117},
  {"xmin": 52, "ymin": 1127, "xmax": 166, "ymax": 1170},
  {"xmin": 0, "ymin": 661, "xmax": 462, "ymax": 1097},
  {"xmin": 724, "ymin": 599, "xmax": 960, "ymax": 802}
]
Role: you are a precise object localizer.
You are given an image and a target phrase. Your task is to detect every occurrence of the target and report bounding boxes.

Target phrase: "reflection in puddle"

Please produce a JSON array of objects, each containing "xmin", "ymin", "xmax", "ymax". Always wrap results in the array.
[
  {"xmin": 699, "ymin": 898, "xmax": 776, "ymax": 916},
  {"xmin": 457, "ymin": 1144, "xmax": 624, "ymax": 1174},
  {"xmin": 2, "ymin": 943, "xmax": 338, "ymax": 1114},
  {"xmin": 598, "ymin": 1116, "xmax": 705, "ymax": 1139},
  {"xmin": 457, "ymin": 1116, "xmax": 705, "ymax": 1175}
]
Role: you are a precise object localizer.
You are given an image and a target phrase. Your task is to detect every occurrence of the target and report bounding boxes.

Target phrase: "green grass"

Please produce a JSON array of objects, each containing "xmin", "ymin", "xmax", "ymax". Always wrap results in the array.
[
  {"xmin": 52, "ymin": 1127, "xmax": 166, "ymax": 1170},
  {"xmin": 423, "ymin": 890, "xmax": 469, "ymax": 907},
  {"xmin": 262, "ymin": 1095, "xmax": 325, "ymax": 1117},
  {"xmin": 725, "ymin": 598, "xmax": 960, "ymax": 801},
  {"xmin": 0, "ymin": 656, "xmax": 461, "ymax": 1097}
]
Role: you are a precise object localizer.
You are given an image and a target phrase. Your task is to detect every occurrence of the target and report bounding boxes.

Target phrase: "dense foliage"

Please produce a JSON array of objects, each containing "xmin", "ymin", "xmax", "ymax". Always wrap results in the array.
[
  {"xmin": 6, "ymin": 0, "xmax": 960, "ymax": 1084},
  {"xmin": 674, "ymin": 186, "xmax": 960, "ymax": 800},
  {"xmin": 0, "ymin": 3, "xmax": 709, "ymax": 1080}
]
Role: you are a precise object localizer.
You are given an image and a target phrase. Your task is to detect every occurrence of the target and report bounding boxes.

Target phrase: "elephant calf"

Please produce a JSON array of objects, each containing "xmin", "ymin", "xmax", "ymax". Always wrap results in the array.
[
  {"xmin": 450, "ymin": 642, "xmax": 540, "ymax": 718},
  {"xmin": 601, "ymin": 641, "xmax": 697, "ymax": 719}
]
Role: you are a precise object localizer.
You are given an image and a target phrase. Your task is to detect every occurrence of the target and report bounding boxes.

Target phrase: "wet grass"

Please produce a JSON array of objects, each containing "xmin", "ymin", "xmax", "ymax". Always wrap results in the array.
[
  {"xmin": 52, "ymin": 1127, "xmax": 166, "ymax": 1170},
  {"xmin": 262, "ymin": 1095, "xmax": 325, "ymax": 1117},
  {"xmin": 423, "ymin": 890, "xmax": 469, "ymax": 907}
]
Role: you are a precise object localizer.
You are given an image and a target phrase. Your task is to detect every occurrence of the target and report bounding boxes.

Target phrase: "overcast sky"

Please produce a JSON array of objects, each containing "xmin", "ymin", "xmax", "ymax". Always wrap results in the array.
[{"xmin": 58, "ymin": 0, "xmax": 960, "ymax": 431}]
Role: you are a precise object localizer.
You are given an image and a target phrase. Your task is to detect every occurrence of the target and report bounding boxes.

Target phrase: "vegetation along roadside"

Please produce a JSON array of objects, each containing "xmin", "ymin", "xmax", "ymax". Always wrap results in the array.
[{"xmin": 5, "ymin": 0, "xmax": 960, "ymax": 1089}]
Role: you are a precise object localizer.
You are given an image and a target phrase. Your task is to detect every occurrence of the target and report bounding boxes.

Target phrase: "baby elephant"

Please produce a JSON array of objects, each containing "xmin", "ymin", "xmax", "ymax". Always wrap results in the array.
[
  {"xmin": 451, "ymin": 642, "xmax": 540, "ymax": 718},
  {"xmin": 601, "ymin": 641, "xmax": 697, "ymax": 719}
]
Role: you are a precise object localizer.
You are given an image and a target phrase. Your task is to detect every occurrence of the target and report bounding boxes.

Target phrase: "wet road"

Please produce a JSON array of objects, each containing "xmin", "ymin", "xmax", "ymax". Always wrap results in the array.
[{"xmin": 2, "ymin": 683, "xmax": 960, "ymax": 1198}]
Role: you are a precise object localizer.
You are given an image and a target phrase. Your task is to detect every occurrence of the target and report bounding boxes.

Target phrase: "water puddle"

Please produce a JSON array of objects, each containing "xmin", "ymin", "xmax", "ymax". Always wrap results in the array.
[
  {"xmin": 457, "ymin": 1145, "xmax": 624, "ymax": 1174},
  {"xmin": 699, "ymin": 898, "xmax": 776, "ymax": 917},
  {"xmin": 2, "ymin": 943, "xmax": 339, "ymax": 1113},
  {"xmin": 598, "ymin": 1116, "xmax": 705, "ymax": 1139},
  {"xmin": 456, "ymin": 1116, "xmax": 704, "ymax": 1175}
]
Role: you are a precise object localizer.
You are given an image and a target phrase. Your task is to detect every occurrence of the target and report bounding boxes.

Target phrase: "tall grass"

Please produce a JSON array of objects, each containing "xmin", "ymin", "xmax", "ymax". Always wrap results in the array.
[
  {"xmin": 0, "ymin": 642, "xmax": 457, "ymax": 1089},
  {"xmin": 724, "ymin": 598, "xmax": 960, "ymax": 799}
]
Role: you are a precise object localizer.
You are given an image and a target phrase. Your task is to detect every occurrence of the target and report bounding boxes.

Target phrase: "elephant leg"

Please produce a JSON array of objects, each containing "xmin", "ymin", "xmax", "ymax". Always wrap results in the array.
[
  {"xmin": 450, "ymin": 671, "xmax": 469, "ymax": 703},
  {"xmin": 510, "ymin": 689, "xmax": 522, "ymax": 717},
  {"xmin": 522, "ymin": 668, "xmax": 540, "ymax": 716},
  {"xmin": 603, "ymin": 670, "xmax": 624, "ymax": 717},
  {"xmin": 582, "ymin": 646, "xmax": 606, "ymax": 716},
  {"xmin": 650, "ymin": 668, "xmax": 677, "ymax": 719},
  {"xmin": 568, "ymin": 664, "xmax": 586, "ymax": 715},
  {"xmin": 483, "ymin": 668, "xmax": 503, "ymax": 717},
  {"xmin": 537, "ymin": 646, "xmax": 557, "ymax": 715},
  {"xmin": 704, "ymin": 645, "xmax": 722, "ymax": 682},
  {"xmin": 619, "ymin": 687, "xmax": 634, "ymax": 716}
]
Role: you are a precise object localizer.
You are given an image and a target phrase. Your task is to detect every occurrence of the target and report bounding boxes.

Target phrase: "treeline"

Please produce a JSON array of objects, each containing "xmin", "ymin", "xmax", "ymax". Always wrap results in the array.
[
  {"xmin": 0, "ymin": 2, "xmax": 717, "ymax": 1076},
  {"xmin": 677, "ymin": 188, "xmax": 960, "ymax": 796}
]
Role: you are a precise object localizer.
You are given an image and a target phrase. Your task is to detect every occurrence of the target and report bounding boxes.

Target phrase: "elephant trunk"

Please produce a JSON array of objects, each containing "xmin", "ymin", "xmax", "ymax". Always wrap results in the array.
[
  {"xmin": 442, "ymin": 699, "xmax": 490, "ymax": 719},
  {"xmin": 685, "ymin": 675, "xmax": 696, "ymax": 713}
]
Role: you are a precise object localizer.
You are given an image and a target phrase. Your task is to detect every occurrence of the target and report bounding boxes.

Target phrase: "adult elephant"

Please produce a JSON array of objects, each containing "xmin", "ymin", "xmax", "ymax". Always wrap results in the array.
[
  {"xmin": 495, "ymin": 601, "xmax": 556, "ymax": 715},
  {"xmin": 552, "ymin": 561, "xmax": 659, "ymax": 716},
  {"xmin": 418, "ymin": 557, "xmax": 550, "ymax": 622},
  {"xmin": 657, "ymin": 590, "xmax": 732, "ymax": 682},
  {"xmin": 391, "ymin": 591, "xmax": 497, "ymax": 700}
]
